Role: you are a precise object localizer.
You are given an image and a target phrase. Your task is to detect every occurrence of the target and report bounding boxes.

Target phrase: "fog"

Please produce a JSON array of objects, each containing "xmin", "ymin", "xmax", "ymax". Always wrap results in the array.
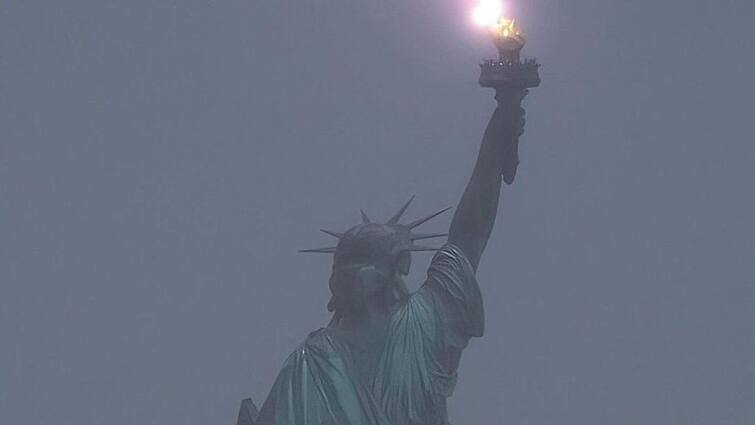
[{"xmin": 1, "ymin": 1, "xmax": 753, "ymax": 424}]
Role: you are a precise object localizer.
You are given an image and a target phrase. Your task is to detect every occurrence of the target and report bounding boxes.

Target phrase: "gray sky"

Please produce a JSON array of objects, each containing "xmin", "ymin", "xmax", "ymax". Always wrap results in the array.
[{"xmin": 1, "ymin": 0, "xmax": 753, "ymax": 424}]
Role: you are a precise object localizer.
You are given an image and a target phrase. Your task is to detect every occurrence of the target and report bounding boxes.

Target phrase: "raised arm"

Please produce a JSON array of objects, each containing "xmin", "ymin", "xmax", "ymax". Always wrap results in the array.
[{"xmin": 448, "ymin": 88, "xmax": 528, "ymax": 270}]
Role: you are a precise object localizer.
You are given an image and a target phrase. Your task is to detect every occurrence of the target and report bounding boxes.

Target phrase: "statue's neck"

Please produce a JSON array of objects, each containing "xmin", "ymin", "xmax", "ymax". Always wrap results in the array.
[{"xmin": 333, "ymin": 296, "xmax": 394, "ymax": 354}]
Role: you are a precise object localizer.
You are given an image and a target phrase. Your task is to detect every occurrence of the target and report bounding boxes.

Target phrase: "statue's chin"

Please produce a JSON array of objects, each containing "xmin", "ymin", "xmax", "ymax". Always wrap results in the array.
[{"xmin": 345, "ymin": 290, "xmax": 397, "ymax": 318}]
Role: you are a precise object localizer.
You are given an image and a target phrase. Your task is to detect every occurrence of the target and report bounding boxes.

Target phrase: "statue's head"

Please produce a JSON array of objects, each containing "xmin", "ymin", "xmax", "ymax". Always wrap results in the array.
[{"xmin": 300, "ymin": 197, "xmax": 449, "ymax": 318}]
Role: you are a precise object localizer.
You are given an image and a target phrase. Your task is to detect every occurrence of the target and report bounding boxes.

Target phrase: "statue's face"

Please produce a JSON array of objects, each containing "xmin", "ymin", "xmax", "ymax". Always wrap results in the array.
[
  {"xmin": 329, "ymin": 263, "xmax": 396, "ymax": 313},
  {"xmin": 327, "ymin": 227, "xmax": 413, "ymax": 316},
  {"xmin": 354, "ymin": 265, "xmax": 392, "ymax": 298}
]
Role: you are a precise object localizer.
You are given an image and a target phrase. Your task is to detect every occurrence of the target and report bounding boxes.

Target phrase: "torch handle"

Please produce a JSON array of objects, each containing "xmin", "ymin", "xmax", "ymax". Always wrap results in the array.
[{"xmin": 493, "ymin": 88, "xmax": 528, "ymax": 184}]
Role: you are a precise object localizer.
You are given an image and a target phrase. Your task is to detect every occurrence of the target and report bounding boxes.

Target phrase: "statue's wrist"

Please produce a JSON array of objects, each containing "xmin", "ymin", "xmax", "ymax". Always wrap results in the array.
[{"xmin": 495, "ymin": 88, "xmax": 528, "ymax": 106}]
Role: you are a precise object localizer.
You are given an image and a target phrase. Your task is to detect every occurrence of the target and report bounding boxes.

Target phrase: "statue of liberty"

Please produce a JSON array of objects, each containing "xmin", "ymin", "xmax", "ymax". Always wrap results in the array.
[
  {"xmin": 237, "ymin": 15, "xmax": 539, "ymax": 425},
  {"xmin": 235, "ymin": 84, "xmax": 531, "ymax": 425}
]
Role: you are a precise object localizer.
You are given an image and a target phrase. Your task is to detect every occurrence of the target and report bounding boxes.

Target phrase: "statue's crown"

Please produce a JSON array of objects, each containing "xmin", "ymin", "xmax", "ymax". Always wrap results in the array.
[{"xmin": 300, "ymin": 196, "xmax": 450, "ymax": 267}]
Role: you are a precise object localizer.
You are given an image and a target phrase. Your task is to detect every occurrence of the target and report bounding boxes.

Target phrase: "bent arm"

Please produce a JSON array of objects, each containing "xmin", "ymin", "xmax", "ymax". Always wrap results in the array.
[{"xmin": 448, "ymin": 89, "xmax": 527, "ymax": 270}]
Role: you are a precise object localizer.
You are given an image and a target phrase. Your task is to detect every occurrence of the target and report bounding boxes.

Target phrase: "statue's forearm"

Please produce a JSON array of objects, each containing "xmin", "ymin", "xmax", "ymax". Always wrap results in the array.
[{"xmin": 448, "ymin": 90, "xmax": 526, "ymax": 270}]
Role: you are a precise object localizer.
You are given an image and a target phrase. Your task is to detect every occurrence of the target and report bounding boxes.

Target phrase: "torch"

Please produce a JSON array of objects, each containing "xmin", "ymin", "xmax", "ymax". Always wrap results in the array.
[{"xmin": 472, "ymin": 1, "xmax": 540, "ymax": 183}]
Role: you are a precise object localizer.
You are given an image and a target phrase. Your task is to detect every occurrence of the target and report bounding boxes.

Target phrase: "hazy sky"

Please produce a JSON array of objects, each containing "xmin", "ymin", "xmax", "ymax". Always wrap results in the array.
[{"xmin": 1, "ymin": 1, "xmax": 753, "ymax": 424}]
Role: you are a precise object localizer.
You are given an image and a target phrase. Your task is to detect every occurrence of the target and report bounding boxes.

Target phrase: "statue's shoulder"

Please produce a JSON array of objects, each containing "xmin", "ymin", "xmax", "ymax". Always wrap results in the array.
[
  {"xmin": 283, "ymin": 327, "xmax": 343, "ymax": 362},
  {"xmin": 303, "ymin": 327, "xmax": 335, "ymax": 349}
]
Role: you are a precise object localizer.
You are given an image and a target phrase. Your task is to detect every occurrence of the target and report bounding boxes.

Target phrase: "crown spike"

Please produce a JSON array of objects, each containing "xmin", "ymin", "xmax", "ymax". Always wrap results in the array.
[
  {"xmin": 387, "ymin": 195, "xmax": 415, "ymax": 225},
  {"xmin": 410, "ymin": 232, "xmax": 448, "ymax": 241},
  {"xmin": 407, "ymin": 207, "xmax": 452, "ymax": 229},
  {"xmin": 320, "ymin": 229, "xmax": 344, "ymax": 239},
  {"xmin": 299, "ymin": 247, "xmax": 338, "ymax": 254},
  {"xmin": 360, "ymin": 209, "xmax": 371, "ymax": 224}
]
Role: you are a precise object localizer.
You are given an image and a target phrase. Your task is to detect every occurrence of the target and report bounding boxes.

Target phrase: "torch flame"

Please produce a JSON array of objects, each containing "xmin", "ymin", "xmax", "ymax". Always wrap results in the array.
[
  {"xmin": 494, "ymin": 17, "xmax": 522, "ymax": 39},
  {"xmin": 471, "ymin": 0, "xmax": 524, "ymax": 39},
  {"xmin": 471, "ymin": 0, "xmax": 504, "ymax": 28}
]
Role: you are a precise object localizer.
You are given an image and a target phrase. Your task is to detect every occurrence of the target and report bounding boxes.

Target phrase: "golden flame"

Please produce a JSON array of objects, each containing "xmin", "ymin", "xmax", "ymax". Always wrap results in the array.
[
  {"xmin": 470, "ymin": 1, "xmax": 524, "ymax": 40},
  {"xmin": 492, "ymin": 17, "xmax": 523, "ymax": 39}
]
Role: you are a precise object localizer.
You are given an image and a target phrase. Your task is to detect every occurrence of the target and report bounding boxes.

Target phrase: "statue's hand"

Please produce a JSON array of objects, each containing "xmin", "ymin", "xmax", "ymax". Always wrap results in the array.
[{"xmin": 495, "ymin": 88, "xmax": 528, "ymax": 135}]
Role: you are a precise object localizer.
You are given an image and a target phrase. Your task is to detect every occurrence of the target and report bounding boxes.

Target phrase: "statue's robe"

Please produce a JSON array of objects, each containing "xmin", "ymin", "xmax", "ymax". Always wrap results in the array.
[{"xmin": 255, "ymin": 245, "xmax": 483, "ymax": 425}]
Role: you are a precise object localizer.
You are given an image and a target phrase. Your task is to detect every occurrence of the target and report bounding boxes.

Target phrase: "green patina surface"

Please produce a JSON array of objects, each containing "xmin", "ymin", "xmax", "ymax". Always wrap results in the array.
[{"xmin": 248, "ymin": 245, "xmax": 483, "ymax": 425}]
